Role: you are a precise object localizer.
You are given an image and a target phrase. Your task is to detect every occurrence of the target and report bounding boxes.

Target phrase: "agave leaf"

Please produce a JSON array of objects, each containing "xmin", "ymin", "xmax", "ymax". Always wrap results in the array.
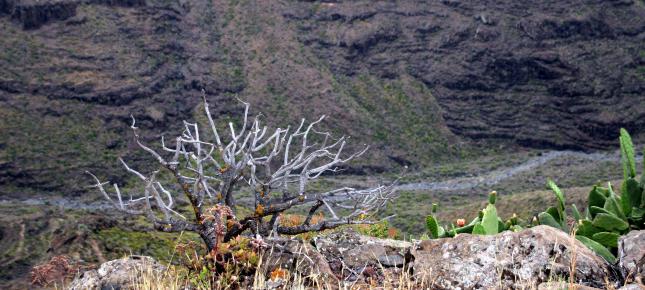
[
  {"xmin": 631, "ymin": 207, "xmax": 645, "ymax": 226},
  {"xmin": 472, "ymin": 223, "xmax": 486, "ymax": 235},
  {"xmin": 571, "ymin": 204, "xmax": 582, "ymax": 221},
  {"xmin": 548, "ymin": 179, "xmax": 566, "ymax": 212},
  {"xmin": 454, "ymin": 224, "xmax": 476, "ymax": 234},
  {"xmin": 576, "ymin": 220, "xmax": 602, "ymax": 237},
  {"xmin": 589, "ymin": 206, "xmax": 611, "ymax": 217},
  {"xmin": 622, "ymin": 178, "xmax": 642, "ymax": 217},
  {"xmin": 545, "ymin": 206, "xmax": 562, "ymax": 225},
  {"xmin": 642, "ymin": 146, "xmax": 645, "ymax": 186},
  {"xmin": 467, "ymin": 217, "xmax": 481, "ymax": 226},
  {"xmin": 597, "ymin": 186, "xmax": 611, "ymax": 197},
  {"xmin": 481, "ymin": 204, "xmax": 498, "ymax": 235},
  {"xmin": 498, "ymin": 219, "xmax": 507, "ymax": 232},
  {"xmin": 591, "ymin": 232, "xmax": 620, "ymax": 248},
  {"xmin": 592, "ymin": 213, "xmax": 629, "ymax": 232},
  {"xmin": 607, "ymin": 182, "xmax": 617, "ymax": 198},
  {"xmin": 425, "ymin": 215, "xmax": 443, "ymax": 239},
  {"xmin": 620, "ymin": 128, "xmax": 636, "ymax": 179},
  {"xmin": 603, "ymin": 195, "xmax": 626, "ymax": 220},
  {"xmin": 588, "ymin": 187, "xmax": 607, "ymax": 209},
  {"xmin": 509, "ymin": 225, "xmax": 523, "ymax": 232},
  {"xmin": 538, "ymin": 212, "xmax": 562, "ymax": 230},
  {"xmin": 448, "ymin": 224, "xmax": 457, "ymax": 237},
  {"xmin": 576, "ymin": 235, "xmax": 616, "ymax": 263}
]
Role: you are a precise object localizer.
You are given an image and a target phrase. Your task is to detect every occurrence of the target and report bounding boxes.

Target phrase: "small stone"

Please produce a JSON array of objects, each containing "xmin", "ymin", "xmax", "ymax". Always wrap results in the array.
[{"xmin": 378, "ymin": 254, "xmax": 405, "ymax": 267}]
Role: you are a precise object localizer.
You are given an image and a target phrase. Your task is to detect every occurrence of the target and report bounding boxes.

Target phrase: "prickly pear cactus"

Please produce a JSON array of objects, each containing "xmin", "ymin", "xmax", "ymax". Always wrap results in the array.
[
  {"xmin": 425, "ymin": 191, "xmax": 512, "ymax": 238},
  {"xmin": 542, "ymin": 129, "xmax": 644, "ymax": 263}
]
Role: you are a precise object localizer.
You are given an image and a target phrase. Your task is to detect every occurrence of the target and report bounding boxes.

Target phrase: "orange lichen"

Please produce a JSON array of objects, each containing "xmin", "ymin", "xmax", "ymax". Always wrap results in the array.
[
  {"xmin": 270, "ymin": 268, "xmax": 289, "ymax": 281},
  {"xmin": 227, "ymin": 219, "xmax": 236, "ymax": 230},
  {"xmin": 387, "ymin": 228, "xmax": 399, "ymax": 239},
  {"xmin": 255, "ymin": 204, "xmax": 265, "ymax": 216}
]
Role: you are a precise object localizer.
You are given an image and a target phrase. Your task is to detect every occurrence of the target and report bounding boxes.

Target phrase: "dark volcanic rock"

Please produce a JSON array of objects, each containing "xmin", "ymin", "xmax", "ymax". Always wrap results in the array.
[
  {"xmin": 290, "ymin": 0, "xmax": 645, "ymax": 150},
  {"xmin": 12, "ymin": 0, "xmax": 78, "ymax": 29},
  {"xmin": 0, "ymin": 0, "xmax": 644, "ymax": 196},
  {"xmin": 5, "ymin": 0, "xmax": 146, "ymax": 29}
]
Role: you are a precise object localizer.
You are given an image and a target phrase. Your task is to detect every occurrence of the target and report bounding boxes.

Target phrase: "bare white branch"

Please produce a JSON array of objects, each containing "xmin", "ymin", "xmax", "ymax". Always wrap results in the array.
[{"xmin": 89, "ymin": 95, "xmax": 397, "ymax": 247}]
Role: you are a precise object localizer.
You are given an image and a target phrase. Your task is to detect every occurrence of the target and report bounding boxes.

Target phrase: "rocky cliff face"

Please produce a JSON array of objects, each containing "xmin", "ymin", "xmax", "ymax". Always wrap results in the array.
[
  {"xmin": 0, "ymin": 0, "xmax": 643, "ymax": 196},
  {"xmin": 287, "ymin": 0, "xmax": 645, "ymax": 149}
]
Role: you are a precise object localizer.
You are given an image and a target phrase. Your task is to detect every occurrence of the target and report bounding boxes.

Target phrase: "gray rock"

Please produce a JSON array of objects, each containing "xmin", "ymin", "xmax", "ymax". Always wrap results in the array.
[
  {"xmin": 538, "ymin": 281, "xmax": 602, "ymax": 290},
  {"xmin": 378, "ymin": 254, "xmax": 405, "ymax": 267},
  {"xmin": 411, "ymin": 226, "xmax": 614, "ymax": 289},
  {"xmin": 618, "ymin": 284, "xmax": 645, "ymax": 290},
  {"xmin": 313, "ymin": 229, "xmax": 411, "ymax": 269},
  {"xmin": 618, "ymin": 230, "xmax": 645, "ymax": 284},
  {"xmin": 68, "ymin": 256, "xmax": 165, "ymax": 290},
  {"xmin": 261, "ymin": 238, "xmax": 336, "ymax": 282}
]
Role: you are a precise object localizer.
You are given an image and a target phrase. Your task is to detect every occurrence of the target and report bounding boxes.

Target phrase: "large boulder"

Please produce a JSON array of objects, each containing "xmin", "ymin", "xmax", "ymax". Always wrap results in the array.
[
  {"xmin": 312, "ymin": 229, "xmax": 412, "ymax": 286},
  {"xmin": 618, "ymin": 230, "xmax": 645, "ymax": 284},
  {"xmin": 314, "ymin": 229, "xmax": 411, "ymax": 270},
  {"xmin": 67, "ymin": 256, "xmax": 165, "ymax": 290},
  {"xmin": 411, "ymin": 226, "xmax": 615, "ymax": 289}
]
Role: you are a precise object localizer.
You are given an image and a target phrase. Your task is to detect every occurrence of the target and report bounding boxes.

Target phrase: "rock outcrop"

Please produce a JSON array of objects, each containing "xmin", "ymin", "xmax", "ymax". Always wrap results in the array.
[
  {"xmin": 262, "ymin": 238, "xmax": 336, "ymax": 282},
  {"xmin": 67, "ymin": 256, "xmax": 165, "ymax": 290},
  {"xmin": 68, "ymin": 226, "xmax": 645, "ymax": 289},
  {"xmin": 618, "ymin": 230, "xmax": 645, "ymax": 284},
  {"xmin": 411, "ymin": 226, "xmax": 616, "ymax": 289},
  {"xmin": 1, "ymin": 0, "xmax": 145, "ymax": 29},
  {"xmin": 289, "ymin": 0, "xmax": 645, "ymax": 150}
]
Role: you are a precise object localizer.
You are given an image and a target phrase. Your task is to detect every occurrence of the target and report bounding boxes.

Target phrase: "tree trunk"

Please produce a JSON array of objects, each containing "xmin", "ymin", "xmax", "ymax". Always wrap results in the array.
[{"xmin": 198, "ymin": 220, "xmax": 219, "ymax": 253}]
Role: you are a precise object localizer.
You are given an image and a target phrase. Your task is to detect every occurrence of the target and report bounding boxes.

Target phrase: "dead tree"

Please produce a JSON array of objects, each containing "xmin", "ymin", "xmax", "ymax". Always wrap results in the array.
[{"xmin": 87, "ymin": 95, "xmax": 397, "ymax": 253}]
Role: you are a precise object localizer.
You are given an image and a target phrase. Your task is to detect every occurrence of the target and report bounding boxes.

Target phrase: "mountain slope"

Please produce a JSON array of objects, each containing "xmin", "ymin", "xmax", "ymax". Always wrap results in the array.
[{"xmin": 0, "ymin": 0, "xmax": 644, "ymax": 196}]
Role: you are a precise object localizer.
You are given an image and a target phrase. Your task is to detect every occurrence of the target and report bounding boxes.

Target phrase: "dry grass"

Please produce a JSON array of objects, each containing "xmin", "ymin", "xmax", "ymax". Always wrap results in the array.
[
  {"xmin": 76, "ymin": 224, "xmax": 625, "ymax": 290},
  {"xmin": 125, "ymin": 252, "xmax": 429, "ymax": 290}
]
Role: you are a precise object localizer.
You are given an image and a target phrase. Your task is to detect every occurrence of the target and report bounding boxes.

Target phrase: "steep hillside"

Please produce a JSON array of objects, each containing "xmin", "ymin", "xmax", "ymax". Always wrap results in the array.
[{"xmin": 0, "ymin": 0, "xmax": 644, "ymax": 196}]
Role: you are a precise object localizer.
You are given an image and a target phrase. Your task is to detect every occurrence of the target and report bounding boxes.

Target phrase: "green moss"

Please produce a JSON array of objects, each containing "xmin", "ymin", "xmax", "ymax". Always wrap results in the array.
[{"xmin": 95, "ymin": 227, "xmax": 201, "ymax": 262}]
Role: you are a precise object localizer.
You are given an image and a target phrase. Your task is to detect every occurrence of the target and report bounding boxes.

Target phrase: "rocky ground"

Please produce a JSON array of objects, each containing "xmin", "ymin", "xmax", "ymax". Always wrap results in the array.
[{"xmin": 65, "ymin": 227, "xmax": 645, "ymax": 289}]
